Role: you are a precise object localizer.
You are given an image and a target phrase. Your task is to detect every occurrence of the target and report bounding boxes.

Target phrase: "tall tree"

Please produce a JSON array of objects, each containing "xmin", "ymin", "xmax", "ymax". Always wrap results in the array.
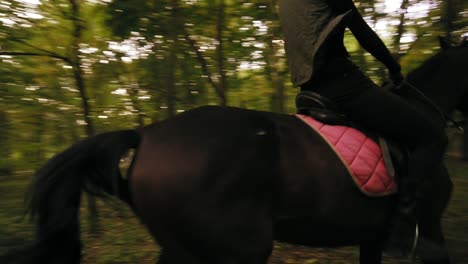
[
  {"xmin": 0, "ymin": 111, "xmax": 12, "ymax": 174},
  {"xmin": 180, "ymin": 0, "xmax": 229, "ymax": 106},
  {"xmin": 0, "ymin": 0, "xmax": 103, "ymax": 232},
  {"xmin": 216, "ymin": 0, "xmax": 228, "ymax": 106},
  {"xmin": 265, "ymin": 0, "xmax": 287, "ymax": 113},
  {"xmin": 441, "ymin": 0, "xmax": 457, "ymax": 42},
  {"xmin": 393, "ymin": 0, "xmax": 409, "ymax": 61},
  {"xmin": 69, "ymin": 0, "xmax": 95, "ymax": 137},
  {"xmin": 166, "ymin": 0, "xmax": 180, "ymax": 116}
]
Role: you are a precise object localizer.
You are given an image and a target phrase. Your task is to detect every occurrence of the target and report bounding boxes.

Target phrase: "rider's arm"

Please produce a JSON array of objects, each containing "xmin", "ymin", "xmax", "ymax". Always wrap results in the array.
[{"xmin": 327, "ymin": 0, "xmax": 401, "ymax": 74}]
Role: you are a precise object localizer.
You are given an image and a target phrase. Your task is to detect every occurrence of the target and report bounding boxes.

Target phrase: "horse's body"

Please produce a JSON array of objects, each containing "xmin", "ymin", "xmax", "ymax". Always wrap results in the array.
[
  {"xmin": 132, "ymin": 107, "xmax": 395, "ymax": 262},
  {"xmin": 27, "ymin": 40, "xmax": 467, "ymax": 264}
]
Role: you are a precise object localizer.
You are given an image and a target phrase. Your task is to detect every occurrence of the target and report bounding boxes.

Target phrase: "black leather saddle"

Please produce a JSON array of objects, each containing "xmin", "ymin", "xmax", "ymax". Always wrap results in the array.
[
  {"xmin": 296, "ymin": 90, "xmax": 408, "ymax": 181},
  {"xmin": 296, "ymin": 91, "xmax": 348, "ymax": 125}
]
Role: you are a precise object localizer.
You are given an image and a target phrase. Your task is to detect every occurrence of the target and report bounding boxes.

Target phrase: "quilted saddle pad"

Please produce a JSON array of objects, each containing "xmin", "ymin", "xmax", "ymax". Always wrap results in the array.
[{"xmin": 296, "ymin": 114, "xmax": 397, "ymax": 196}]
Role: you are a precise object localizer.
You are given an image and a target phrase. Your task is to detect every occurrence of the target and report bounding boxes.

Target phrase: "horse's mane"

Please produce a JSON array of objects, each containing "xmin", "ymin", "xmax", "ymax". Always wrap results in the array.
[
  {"xmin": 406, "ymin": 51, "xmax": 444, "ymax": 82},
  {"xmin": 407, "ymin": 37, "xmax": 468, "ymax": 82},
  {"xmin": 460, "ymin": 36, "xmax": 468, "ymax": 47}
]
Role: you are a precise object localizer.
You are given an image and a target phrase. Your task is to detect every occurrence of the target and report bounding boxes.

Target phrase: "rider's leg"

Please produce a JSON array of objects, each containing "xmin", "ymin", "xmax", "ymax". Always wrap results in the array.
[{"xmin": 344, "ymin": 85, "xmax": 448, "ymax": 256}]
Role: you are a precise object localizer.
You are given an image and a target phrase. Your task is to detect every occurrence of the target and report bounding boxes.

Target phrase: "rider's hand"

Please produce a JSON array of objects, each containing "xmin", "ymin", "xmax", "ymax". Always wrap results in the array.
[{"xmin": 389, "ymin": 71, "xmax": 404, "ymax": 86}]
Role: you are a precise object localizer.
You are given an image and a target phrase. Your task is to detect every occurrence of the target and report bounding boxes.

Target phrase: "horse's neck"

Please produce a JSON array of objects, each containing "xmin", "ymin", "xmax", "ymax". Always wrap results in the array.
[{"xmin": 406, "ymin": 53, "xmax": 458, "ymax": 113}]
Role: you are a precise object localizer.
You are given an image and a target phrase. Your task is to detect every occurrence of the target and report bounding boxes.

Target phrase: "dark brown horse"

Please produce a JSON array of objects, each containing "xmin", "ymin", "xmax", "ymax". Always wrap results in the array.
[{"xmin": 26, "ymin": 40, "xmax": 467, "ymax": 264}]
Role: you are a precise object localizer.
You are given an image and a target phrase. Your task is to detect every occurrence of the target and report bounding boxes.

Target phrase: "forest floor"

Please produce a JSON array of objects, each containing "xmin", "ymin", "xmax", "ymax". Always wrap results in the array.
[{"xmin": 0, "ymin": 158, "xmax": 467, "ymax": 264}]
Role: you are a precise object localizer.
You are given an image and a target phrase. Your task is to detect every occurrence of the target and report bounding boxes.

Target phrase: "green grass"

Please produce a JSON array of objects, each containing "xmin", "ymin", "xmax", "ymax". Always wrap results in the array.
[{"xmin": 0, "ymin": 158, "xmax": 467, "ymax": 263}]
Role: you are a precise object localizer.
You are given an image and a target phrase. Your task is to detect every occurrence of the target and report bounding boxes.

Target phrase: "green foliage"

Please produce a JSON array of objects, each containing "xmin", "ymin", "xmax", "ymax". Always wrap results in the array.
[
  {"xmin": 0, "ymin": 2, "xmax": 467, "ymax": 263},
  {"xmin": 106, "ymin": 0, "xmax": 152, "ymax": 39},
  {"xmin": 1, "ymin": 0, "xmax": 467, "ymax": 171}
]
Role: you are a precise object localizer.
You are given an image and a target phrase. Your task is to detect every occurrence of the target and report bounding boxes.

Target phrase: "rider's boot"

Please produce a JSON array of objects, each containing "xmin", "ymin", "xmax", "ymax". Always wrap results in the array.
[{"xmin": 384, "ymin": 176, "xmax": 420, "ymax": 257}]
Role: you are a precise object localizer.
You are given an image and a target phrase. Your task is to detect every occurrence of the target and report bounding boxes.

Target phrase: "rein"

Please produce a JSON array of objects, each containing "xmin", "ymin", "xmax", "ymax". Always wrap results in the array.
[{"xmin": 397, "ymin": 80, "xmax": 464, "ymax": 131}]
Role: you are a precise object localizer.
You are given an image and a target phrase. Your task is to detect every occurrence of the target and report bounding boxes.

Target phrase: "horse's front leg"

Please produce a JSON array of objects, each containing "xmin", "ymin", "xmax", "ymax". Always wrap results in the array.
[
  {"xmin": 360, "ymin": 241, "xmax": 383, "ymax": 264},
  {"xmin": 463, "ymin": 115, "xmax": 468, "ymax": 161},
  {"xmin": 416, "ymin": 164, "xmax": 453, "ymax": 264}
]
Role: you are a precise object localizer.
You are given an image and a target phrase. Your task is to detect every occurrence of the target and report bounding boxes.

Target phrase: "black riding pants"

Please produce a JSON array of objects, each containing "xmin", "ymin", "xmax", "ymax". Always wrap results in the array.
[{"xmin": 302, "ymin": 57, "xmax": 447, "ymax": 188}]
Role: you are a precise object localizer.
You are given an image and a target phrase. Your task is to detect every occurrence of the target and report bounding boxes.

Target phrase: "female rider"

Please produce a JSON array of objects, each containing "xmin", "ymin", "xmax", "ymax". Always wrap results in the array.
[{"xmin": 278, "ymin": 0, "xmax": 447, "ymax": 256}]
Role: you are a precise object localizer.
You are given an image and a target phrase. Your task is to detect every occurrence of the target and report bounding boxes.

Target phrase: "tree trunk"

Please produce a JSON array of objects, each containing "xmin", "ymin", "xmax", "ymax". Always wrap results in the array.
[
  {"xmin": 70, "ymin": 0, "xmax": 98, "ymax": 234},
  {"xmin": 441, "ymin": 0, "xmax": 456, "ymax": 43},
  {"xmin": 355, "ymin": 1, "xmax": 368, "ymax": 71},
  {"xmin": 148, "ymin": 55, "xmax": 164, "ymax": 122},
  {"xmin": 393, "ymin": 0, "xmax": 409, "ymax": 61},
  {"xmin": 70, "ymin": 0, "xmax": 94, "ymax": 137},
  {"xmin": 0, "ymin": 111, "xmax": 12, "ymax": 174},
  {"xmin": 181, "ymin": 3, "xmax": 225, "ymax": 105},
  {"xmin": 127, "ymin": 81, "xmax": 145, "ymax": 127},
  {"xmin": 166, "ymin": 44, "xmax": 177, "ymax": 117},
  {"xmin": 182, "ymin": 53, "xmax": 196, "ymax": 108},
  {"xmin": 163, "ymin": 0, "xmax": 181, "ymax": 117},
  {"xmin": 132, "ymin": 85, "xmax": 146, "ymax": 127},
  {"xmin": 370, "ymin": 0, "xmax": 387, "ymax": 81},
  {"xmin": 216, "ymin": 0, "xmax": 227, "ymax": 106},
  {"xmin": 31, "ymin": 112, "xmax": 46, "ymax": 166},
  {"xmin": 267, "ymin": 0, "xmax": 286, "ymax": 113}
]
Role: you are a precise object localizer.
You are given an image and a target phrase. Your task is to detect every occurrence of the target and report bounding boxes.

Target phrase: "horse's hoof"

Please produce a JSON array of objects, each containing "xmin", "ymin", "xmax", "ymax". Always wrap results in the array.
[{"xmin": 416, "ymin": 238, "xmax": 450, "ymax": 263}]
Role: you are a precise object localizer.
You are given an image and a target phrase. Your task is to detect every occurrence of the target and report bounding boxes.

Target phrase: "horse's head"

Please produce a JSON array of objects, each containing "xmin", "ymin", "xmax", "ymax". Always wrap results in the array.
[
  {"xmin": 439, "ymin": 35, "xmax": 468, "ymax": 50},
  {"xmin": 440, "ymin": 36, "xmax": 468, "ymax": 113},
  {"xmin": 407, "ymin": 36, "xmax": 468, "ymax": 114}
]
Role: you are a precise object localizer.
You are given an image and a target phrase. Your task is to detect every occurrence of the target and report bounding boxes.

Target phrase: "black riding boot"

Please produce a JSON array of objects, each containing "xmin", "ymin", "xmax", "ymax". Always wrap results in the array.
[{"xmin": 384, "ymin": 176, "xmax": 421, "ymax": 257}]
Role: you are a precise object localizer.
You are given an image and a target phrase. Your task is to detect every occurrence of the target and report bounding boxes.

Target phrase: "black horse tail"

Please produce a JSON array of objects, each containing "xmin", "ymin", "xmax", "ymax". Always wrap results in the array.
[{"xmin": 26, "ymin": 129, "xmax": 140, "ymax": 264}]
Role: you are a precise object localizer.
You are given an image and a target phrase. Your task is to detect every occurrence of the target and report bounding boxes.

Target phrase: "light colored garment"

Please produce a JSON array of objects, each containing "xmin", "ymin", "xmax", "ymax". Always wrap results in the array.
[{"xmin": 278, "ymin": 0, "xmax": 350, "ymax": 87}]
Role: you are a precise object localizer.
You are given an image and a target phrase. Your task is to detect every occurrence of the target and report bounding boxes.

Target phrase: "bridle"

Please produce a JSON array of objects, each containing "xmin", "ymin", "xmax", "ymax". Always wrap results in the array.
[{"xmin": 397, "ymin": 80, "xmax": 464, "ymax": 131}]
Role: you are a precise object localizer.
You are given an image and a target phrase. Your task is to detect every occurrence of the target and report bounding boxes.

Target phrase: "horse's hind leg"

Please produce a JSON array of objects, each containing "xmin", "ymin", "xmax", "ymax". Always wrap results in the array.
[
  {"xmin": 462, "ymin": 111, "xmax": 468, "ymax": 161},
  {"xmin": 152, "ymin": 188, "xmax": 274, "ymax": 264},
  {"xmin": 417, "ymin": 165, "xmax": 453, "ymax": 264},
  {"xmin": 142, "ymin": 120, "xmax": 277, "ymax": 264}
]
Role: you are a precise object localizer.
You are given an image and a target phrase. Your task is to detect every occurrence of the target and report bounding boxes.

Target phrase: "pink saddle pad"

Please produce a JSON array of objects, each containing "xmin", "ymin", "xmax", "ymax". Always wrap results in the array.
[{"xmin": 297, "ymin": 114, "xmax": 397, "ymax": 196}]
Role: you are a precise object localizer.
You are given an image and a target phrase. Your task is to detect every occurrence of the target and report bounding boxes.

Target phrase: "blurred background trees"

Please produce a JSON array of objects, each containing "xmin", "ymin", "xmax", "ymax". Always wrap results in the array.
[{"xmin": 0, "ymin": 0, "xmax": 467, "ymax": 173}]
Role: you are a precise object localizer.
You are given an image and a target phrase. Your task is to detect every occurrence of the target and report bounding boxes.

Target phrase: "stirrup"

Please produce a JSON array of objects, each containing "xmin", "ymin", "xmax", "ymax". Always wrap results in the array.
[
  {"xmin": 383, "ymin": 223, "xmax": 419, "ymax": 259},
  {"xmin": 411, "ymin": 224, "xmax": 419, "ymax": 262}
]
